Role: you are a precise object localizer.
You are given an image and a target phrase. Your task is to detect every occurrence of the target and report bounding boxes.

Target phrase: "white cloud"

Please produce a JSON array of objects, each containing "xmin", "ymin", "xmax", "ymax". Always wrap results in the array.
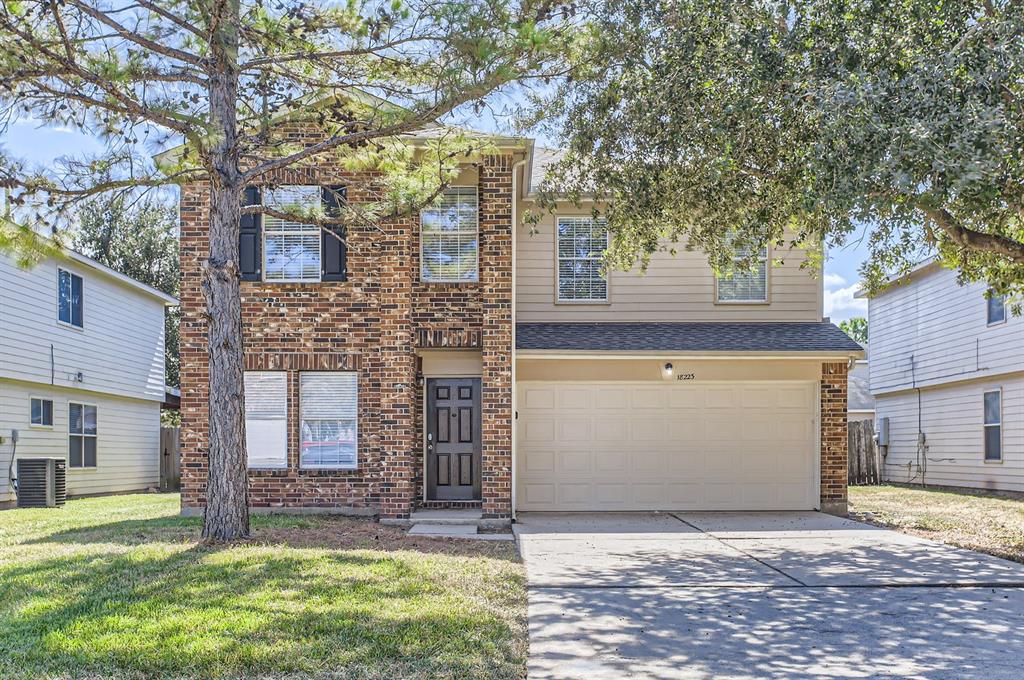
[
  {"xmin": 824, "ymin": 276, "xmax": 867, "ymax": 322},
  {"xmin": 824, "ymin": 272, "xmax": 846, "ymax": 288}
]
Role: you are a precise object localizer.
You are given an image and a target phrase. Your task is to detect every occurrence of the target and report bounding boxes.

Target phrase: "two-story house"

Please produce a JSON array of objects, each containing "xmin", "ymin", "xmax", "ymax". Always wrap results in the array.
[
  {"xmin": 177, "ymin": 128, "xmax": 862, "ymax": 522},
  {"xmin": 0, "ymin": 248, "xmax": 176, "ymax": 507},
  {"xmin": 866, "ymin": 259, "xmax": 1024, "ymax": 492}
]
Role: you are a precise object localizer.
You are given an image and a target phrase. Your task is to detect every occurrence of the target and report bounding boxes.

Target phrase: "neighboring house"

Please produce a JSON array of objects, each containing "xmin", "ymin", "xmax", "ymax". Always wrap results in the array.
[
  {"xmin": 176, "ymin": 123, "xmax": 862, "ymax": 521},
  {"xmin": 866, "ymin": 259, "xmax": 1023, "ymax": 492},
  {"xmin": 0, "ymin": 248, "xmax": 177, "ymax": 507},
  {"xmin": 848, "ymin": 346, "xmax": 875, "ymax": 422}
]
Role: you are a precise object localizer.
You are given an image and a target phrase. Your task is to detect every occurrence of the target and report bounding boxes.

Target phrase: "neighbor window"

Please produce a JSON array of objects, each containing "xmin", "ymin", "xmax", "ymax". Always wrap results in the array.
[
  {"xmin": 983, "ymin": 390, "xmax": 1002, "ymax": 462},
  {"xmin": 244, "ymin": 372, "xmax": 288, "ymax": 469},
  {"xmin": 420, "ymin": 187, "xmax": 479, "ymax": 282},
  {"xmin": 30, "ymin": 398, "xmax": 53, "ymax": 427},
  {"xmin": 69, "ymin": 403, "xmax": 97, "ymax": 468},
  {"xmin": 300, "ymin": 372, "xmax": 358, "ymax": 469},
  {"xmin": 263, "ymin": 185, "xmax": 321, "ymax": 282},
  {"xmin": 58, "ymin": 268, "xmax": 84, "ymax": 327},
  {"xmin": 987, "ymin": 291, "xmax": 1006, "ymax": 325},
  {"xmin": 717, "ymin": 246, "xmax": 768, "ymax": 302},
  {"xmin": 557, "ymin": 216, "xmax": 608, "ymax": 301}
]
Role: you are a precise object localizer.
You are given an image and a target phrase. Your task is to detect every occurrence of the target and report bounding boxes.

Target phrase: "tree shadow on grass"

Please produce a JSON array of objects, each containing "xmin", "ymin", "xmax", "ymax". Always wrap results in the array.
[
  {"xmin": 21, "ymin": 512, "xmax": 519, "ymax": 561},
  {"xmin": 0, "ymin": 533, "xmax": 526, "ymax": 679}
]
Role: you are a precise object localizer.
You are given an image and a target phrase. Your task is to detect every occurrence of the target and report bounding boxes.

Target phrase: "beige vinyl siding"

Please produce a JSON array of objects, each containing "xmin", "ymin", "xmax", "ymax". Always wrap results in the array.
[
  {"xmin": 875, "ymin": 376, "xmax": 1024, "ymax": 493},
  {"xmin": 0, "ymin": 379, "xmax": 160, "ymax": 502},
  {"xmin": 869, "ymin": 265, "xmax": 1024, "ymax": 394},
  {"xmin": 0, "ymin": 251, "xmax": 166, "ymax": 403},
  {"xmin": 515, "ymin": 202, "xmax": 823, "ymax": 322}
]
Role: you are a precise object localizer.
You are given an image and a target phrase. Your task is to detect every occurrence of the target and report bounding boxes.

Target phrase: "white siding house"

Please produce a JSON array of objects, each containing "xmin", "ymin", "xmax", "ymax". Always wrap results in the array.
[
  {"xmin": 867, "ymin": 261, "xmax": 1024, "ymax": 492},
  {"xmin": 0, "ymin": 248, "xmax": 176, "ymax": 505}
]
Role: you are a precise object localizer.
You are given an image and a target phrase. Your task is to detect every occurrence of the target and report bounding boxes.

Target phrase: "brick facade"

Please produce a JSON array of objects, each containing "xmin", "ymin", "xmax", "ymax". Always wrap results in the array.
[
  {"xmin": 179, "ymin": 129, "xmax": 517, "ymax": 519},
  {"xmin": 819, "ymin": 362, "xmax": 849, "ymax": 515}
]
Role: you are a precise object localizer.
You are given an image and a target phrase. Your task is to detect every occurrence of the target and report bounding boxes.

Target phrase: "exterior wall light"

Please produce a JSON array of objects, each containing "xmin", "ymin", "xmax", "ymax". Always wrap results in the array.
[{"xmin": 661, "ymin": 362, "xmax": 674, "ymax": 380}]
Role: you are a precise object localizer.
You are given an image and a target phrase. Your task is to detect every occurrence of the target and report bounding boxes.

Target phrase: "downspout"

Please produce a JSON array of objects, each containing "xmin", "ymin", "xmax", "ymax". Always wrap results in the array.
[{"xmin": 510, "ymin": 157, "xmax": 527, "ymax": 522}]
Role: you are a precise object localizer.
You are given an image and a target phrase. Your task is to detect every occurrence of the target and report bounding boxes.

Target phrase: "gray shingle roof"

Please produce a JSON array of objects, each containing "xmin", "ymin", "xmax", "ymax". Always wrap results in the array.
[{"xmin": 516, "ymin": 322, "xmax": 863, "ymax": 353}]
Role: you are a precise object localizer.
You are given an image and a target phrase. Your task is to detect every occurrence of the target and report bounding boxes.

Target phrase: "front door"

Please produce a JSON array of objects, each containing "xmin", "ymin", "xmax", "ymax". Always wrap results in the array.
[{"xmin": 426, "ymin": 378, "xmax": 482, "ymax": 500}]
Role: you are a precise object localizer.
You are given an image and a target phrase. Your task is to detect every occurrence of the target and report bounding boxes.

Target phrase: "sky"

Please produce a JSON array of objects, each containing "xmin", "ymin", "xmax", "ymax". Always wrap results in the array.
[{"xmin": 2, "ymin": 119, "xmax": 870, "ymax": 322}]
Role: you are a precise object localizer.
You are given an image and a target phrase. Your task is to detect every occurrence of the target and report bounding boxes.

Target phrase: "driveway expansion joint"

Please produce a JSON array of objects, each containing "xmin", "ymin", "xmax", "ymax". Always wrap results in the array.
[{"xmin": 668, "ymin": 512, "xmax": 809, "ymax": 587}]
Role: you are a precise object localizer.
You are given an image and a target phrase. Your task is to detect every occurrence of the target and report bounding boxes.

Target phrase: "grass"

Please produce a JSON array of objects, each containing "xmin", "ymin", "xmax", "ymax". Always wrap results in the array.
[
  {"xmin": 849, "ymin": 484, "xmax": 1024, "ymax": 564},
  {"xmin": 0, "ymin": 494, "xmax": 526, "ymax": 680}
]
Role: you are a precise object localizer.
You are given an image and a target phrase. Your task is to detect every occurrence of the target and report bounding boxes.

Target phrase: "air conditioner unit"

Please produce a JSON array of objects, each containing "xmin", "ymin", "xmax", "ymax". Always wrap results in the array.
[{"xmin": 16, "ymin": 458, "xmax": 67, "ymax": 508}]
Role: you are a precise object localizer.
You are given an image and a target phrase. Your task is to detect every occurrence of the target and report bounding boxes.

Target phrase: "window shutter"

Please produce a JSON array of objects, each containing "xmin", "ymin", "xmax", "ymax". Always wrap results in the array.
[
  {"xmin": 239, "ymin": 185, "xmax": 262, "ymax": 281},
  {"xmin": 321, "ymin": 185, "xmax": 348, "ymax": 282}
]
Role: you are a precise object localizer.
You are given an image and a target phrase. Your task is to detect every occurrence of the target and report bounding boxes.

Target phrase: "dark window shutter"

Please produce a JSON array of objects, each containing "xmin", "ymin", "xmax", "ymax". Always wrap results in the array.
[
  {"xmin": 239, "ymin": 185, "xmax": 262, "ymax": 281},
  {"xmin": 321, "ymin": 185, "xmax": 348, "ymax": 282}
]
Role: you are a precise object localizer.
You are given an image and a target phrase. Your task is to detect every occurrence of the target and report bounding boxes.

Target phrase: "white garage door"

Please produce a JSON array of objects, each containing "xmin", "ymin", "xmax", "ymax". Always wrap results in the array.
[{"xmin": 516, "ymin": 381, "xmax": 818, "ymax": 511}]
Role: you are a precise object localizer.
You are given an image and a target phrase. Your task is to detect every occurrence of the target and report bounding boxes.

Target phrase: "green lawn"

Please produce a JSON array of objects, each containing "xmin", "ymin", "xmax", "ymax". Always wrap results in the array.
[
  {"xmin": 849, "ymin": 484, "xmax": 1024, "ymax": 564},
  {"xmin": 0, "ymin": 494, "xmax": 526, "ymax": 679}
]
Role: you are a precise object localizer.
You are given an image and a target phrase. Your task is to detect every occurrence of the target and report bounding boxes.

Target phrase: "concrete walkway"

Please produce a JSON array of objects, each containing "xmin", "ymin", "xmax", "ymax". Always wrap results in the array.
[{"xmin": 515, "ymin": 512, "xmax": 1024, "ymax": 679}]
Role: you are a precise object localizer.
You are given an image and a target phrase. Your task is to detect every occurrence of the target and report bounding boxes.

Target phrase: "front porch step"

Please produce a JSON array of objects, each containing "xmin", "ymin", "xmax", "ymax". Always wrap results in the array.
[
  {"xmin": 408, "ymin": 523, "xmax": 479, "ymax": 537},
  {"xmin": 409, "ymin": 509, "xmax": 483, "ymax": 525}
]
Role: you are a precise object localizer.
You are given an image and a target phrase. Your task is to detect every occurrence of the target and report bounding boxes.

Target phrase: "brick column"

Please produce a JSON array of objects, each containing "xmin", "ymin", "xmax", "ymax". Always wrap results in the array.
[
  {"xmin": 375, "ymin": 216, "xmax": 417, "ymax": 519},
  {"xmin": 178, "ymin": 182, "xmax": 211, "ymax": 512},
  {"xmin": 820, "ymin": 362, "xmax": 849, "ymax": 515},
  {"xmin": 479, "ymin": 155, "xmax": 514, "ymax": 519}
]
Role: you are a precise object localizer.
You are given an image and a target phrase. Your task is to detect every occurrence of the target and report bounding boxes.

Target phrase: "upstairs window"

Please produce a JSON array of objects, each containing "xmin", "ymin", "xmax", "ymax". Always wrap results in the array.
[
  {"xmin": 263, "ymin": 185, "xmax": 321, "ymax": 282},
  {"xmin": 300, "ymin": 372, "xmax": 358, "ymax": 469},
  {"xmin": 984, "ymin": 390, "xmax": 1002, "ymax": 462},
  {"xmin": 420, "ymin": 187, "xmax": 479, "ymax": 282},
  {"xmin": 31, "ymin": 398, "xmax": 53, "ymax": 427},
  {"xmin": 717, "ymin": 246, "xmax": 768, "ymax": 303},
  {"xmin": 987, "ymin": 291, "xmax": 1006, "ymax": 325},
  {"xmin": 557, "ymin": 216, "xmax": 608, "ymax": 301},
  {"xmin": 58, "ymin": 269, "xmax": 84, "ymax": 327},
  {"xmin": 244, "ymin": 372, "xmax": 288, "ymax": 469},
  {"xmin": 69, "ymin": 403, "xmax": 97, "ymax": 468}
]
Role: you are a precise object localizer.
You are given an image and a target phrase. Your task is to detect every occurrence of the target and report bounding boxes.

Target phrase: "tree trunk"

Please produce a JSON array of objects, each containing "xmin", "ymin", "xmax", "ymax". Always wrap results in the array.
[{"xmin": 201, "ymin": 0, "xmax": 249, "ymax": 541}]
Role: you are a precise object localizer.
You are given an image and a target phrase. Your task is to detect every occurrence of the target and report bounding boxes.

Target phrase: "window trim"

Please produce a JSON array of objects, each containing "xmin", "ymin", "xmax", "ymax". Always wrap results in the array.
[
  {"xmin": 983, "ymin": 389, "xmax": 1003, "ymax": 463},
  {"xmin": 57, "ymin": 268, "xmax": 85, "ymax": 330},
  {"xmin": 68, "ymin": 401, "xmax": 98, "ymax": 469},
  {"xmin": 243, "ymin": 370, "xmax": 289, "ymax": 470},
  {"xmin": 29, "ymin": 396, "xmax": 54, "ymax": 429},
  {"xmin": 714, "ymin": 245, "xmax": 771, "ymax": 305},
  {"xmin": 262, "ymin": 185, "xmax": 323, "ymax": 284},
  {"xmin": 299, "ymin": 371, "xmax": 359, "ymax": 471},
  {"xmin": 554, "ymin": 214, "xmax": 611, "ymax": 304},
  {"xmin": 986, "ymin": 290, "xmax": 1007, "ymax": 326},
  {"xmin": 419, "ymin": 185, "xmax": 480, "ymax": 284}
]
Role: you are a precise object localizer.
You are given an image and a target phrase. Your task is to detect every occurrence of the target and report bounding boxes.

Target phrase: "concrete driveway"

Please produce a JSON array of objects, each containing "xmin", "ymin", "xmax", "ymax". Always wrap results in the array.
[{"xmin": 515, "ymin": 512, "xmax": 1024, "ymax": 679}]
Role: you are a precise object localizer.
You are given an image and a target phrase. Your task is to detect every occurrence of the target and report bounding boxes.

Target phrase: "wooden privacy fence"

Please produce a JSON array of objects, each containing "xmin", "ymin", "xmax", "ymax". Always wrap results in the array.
[
  {"xmin": 848, "ymin": 419, "xmax": 881, "ymax": 486},
  {"xmin": 160, "ymin": 427, "xmax": 181, "ymax": 491}
]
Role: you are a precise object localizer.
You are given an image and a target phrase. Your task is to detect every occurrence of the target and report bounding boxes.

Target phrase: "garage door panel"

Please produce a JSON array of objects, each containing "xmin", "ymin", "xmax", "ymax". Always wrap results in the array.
[
  {"xmin": 517, "ymin": 381, "xmax": 817, "ymax": 511},
  {"xmin": 558, "ymin": 419, "xmax": 590, "ymax": 442},
  {"xmin": 559, "ymin": 450, "xmax": 591, "ymax": 473},
  {"xmin": 593, "ymin": 451, "xmax": 627, "ymax": 473},
  {"xmin": 558, "ymin": 388, "xmax": 591, "ymax": 410}
]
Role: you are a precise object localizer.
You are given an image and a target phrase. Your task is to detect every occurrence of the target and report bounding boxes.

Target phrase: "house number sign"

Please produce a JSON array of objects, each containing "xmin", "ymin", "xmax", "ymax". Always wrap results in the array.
[{"xmin": 676, "ymin": 373, "xmax": 696, "ymax": 381}]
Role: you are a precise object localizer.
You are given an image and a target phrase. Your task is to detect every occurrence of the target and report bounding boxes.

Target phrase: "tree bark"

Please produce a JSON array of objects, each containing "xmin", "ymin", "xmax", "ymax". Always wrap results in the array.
[{"xmin": 201, "ymin": 0, "xmax": 249, "ymax": 541}]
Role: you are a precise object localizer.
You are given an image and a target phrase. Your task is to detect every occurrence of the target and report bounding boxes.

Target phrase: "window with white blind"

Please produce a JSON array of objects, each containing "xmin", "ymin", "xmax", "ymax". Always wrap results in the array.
[
  {"xmin": 717, "ymin": 246, "xmax": 768, "ymax": 302},
  {"xmin": 984, "ymin": 389, "xmax": 1002, "ymax": 462},
  {"xmin": 420, "ymin": 187, "xmax": 479, "ymax": 282},
  {"xmin": 31, "ymin": 397, "xmax": 53, "ymax": 427},
  {"xmin": 557, "ymin": 216, "xmax": 608, "ymax": 301},
  {"xmin": 244, "ymin": 372, "xmax": 288, "ymax": 469},
  {"xmin": 300, "ymin": 372, "xmax": 358, "ymax": 469},
  {"xmin": 69, "ymin": 403, "xmax": 97, "ymax": 468},
  {"xmin": 264, "ymin": 185, "xmax": 321, "ymax": 282}
]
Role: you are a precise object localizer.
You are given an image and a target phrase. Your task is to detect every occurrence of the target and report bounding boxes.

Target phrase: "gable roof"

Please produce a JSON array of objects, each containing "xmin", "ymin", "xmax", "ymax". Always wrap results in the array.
[{"xmin": 63, "ymin": 248, "xmax": 178, "ymax": 306}]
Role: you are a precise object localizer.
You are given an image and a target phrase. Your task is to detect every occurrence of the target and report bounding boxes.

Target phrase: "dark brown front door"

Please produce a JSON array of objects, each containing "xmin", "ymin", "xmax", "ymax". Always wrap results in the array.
[{"xmin": 426, "ymin": 378, "xmax": 481, "ymax": 500}]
